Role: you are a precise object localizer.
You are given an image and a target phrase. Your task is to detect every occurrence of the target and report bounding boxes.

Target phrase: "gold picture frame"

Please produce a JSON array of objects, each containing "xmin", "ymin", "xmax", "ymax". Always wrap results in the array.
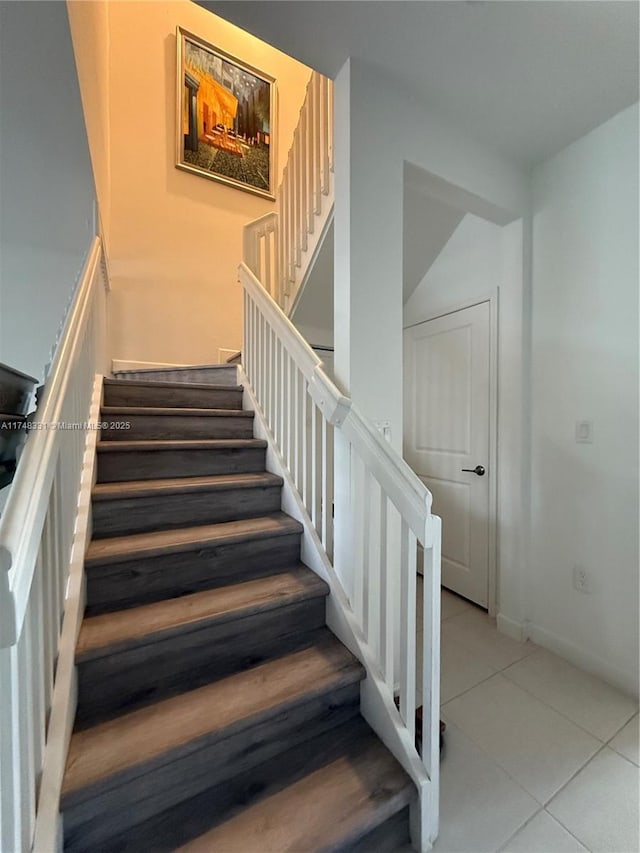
[{"xmin": 176, "ymin": 27, "xmax": 277, "ymax": 200}]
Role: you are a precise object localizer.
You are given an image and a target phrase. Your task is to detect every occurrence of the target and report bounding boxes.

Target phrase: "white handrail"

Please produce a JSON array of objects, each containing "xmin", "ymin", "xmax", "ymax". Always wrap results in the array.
[
  {"xmin": 239, "ymin": 259, "xmax": 441, "ymax": 848},
  {"xmin": 240, "ymin": 263, "xmax": 431, "ymax": 539},
  {"xmin": 0, "ymin": 239, "xmax": 102, "ymax": 645},
  {"xmin": 0, "ymin": 236, "xmax": 108, "ymax": 852}
]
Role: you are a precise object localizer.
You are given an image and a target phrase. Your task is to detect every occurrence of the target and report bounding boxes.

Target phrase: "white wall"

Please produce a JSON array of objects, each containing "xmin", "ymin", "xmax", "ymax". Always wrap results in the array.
[
  {"xmin": 529, "ymin": 103, "xmax": 639, "ymax": 695},
  {"xmin": 331, "ymin": 57, "xmax": 528, "ymax": 624},
  {"xmin": 67, "ymin": 1, "xmax": 112, "ymax": 251},
  {"xmin": 67, "ymin": 0, "xmax": 311, "ymax": 367},
  {"xmin": 0, "ymin": 1, "xmax": 96, "ymax": 382},
  {"xmin": 403, "ymin": 187, "xmax": 464, "ymax": 304},
  {"xmin": 333, "ymin": 57, "xmax": 528, "ymax": 449},
  {"xmin": 404, "ymin": 215, "xmax": 502, "ymax": 320}
]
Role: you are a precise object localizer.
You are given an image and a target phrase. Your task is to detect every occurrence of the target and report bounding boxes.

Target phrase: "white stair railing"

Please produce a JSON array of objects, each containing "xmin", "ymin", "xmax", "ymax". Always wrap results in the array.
[
  {"xmin": 240, "ymin": 261, "xmax": 441, "ymax": 849},
  {"xmin": 244, "ymin": 71, "xmax": 334, "ymax": 314},
  {"xmin": 0, "ymin": 237, "xmax": 108, "ymax": 852}
]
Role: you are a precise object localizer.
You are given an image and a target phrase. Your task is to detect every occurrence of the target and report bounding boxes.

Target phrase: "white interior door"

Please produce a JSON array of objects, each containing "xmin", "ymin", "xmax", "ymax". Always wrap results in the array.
[{"xmin": 404, "ymin": 302, "xmax": 491, "ymax": 607}]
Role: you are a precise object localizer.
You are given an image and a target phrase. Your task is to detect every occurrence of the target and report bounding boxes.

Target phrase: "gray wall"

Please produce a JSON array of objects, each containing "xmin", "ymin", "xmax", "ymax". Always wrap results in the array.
[{"xmin": 0, "ymin": 0, "xmax": 96, "ymax": 381}]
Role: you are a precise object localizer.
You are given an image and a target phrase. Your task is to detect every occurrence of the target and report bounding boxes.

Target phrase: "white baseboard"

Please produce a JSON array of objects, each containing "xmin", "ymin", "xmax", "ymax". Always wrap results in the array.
[
  {"xmin": 496, "ymin": 612, "xmax": 527, "ymax": 643},
  {"xmin": 527, "ymin": 623, "xmax": 639, "ymax": 699},
  {"xmin": 218, "ymin": 348, "xmax": 239, "ymax": 363},
  {"xmin": 498, "ymin": 611, "xmax": 638, "ymax": 698},
  {"xmin": 111, "ymin": 359, "xmax": 191, "ymax": 373}
]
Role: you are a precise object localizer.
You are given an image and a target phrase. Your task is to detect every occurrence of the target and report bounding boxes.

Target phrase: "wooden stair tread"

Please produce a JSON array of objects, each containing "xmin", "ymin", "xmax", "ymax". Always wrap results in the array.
[
  {"xmin": 177, "ymin": 735, "xmax": 413, "ymax": 853},
  {"xmin": 85, "ymin": 513, "xmax": 302, "ymax": 566},
  {"xmin": 77, "ymin": 566, "xmax": 328, "ymax": 659},
  {"xmin": 92, "ymin": 472, "xmax": 282, "ymax": 500},
  {"xmin": 97, "ymin": 438, "xmax": 267, "ymax": 453},
  {"xmin": 62, "ymin": 639, "xmax": 363, "ymax": 802},
  {"xmin": 101, "ymin": 405, "xmax": 253, "ymax": 418},
  {"xmin": 104, "ymin": 378, "xmax": 243, "ymax": 393}
]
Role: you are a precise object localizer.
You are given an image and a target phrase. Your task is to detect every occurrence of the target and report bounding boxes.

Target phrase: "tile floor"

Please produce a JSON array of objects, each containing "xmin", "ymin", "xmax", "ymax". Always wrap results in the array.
[{"xmin": 414, "ymin": 585, "xmax": 639, "ymax": 853}]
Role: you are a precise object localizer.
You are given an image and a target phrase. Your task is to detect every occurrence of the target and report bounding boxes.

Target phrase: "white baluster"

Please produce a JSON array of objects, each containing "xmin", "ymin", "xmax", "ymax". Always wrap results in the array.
[
  {"xmin": 314, "ymin": 74, "xmax": 322, "ymax": 213},
  {"xmin": 284, "ymin": 353, "xmax": 292, "ymax": 470},
  {"xmin": 291, "ymin": 366, "xmax": 299, "ymax": 489},
  {"xmin": 321, "ymin": 419, "xmax": 334, "ymax": 560},
  {"xmin": 305, "ymin": 89, "xmax": 315, "ymax": 235},
  {"xmin": 321, "ymin": 75, "xmax": 330, "ymax": 195},
  {"xmin": 264, "ymin": 325, "xmax": 271, "ymax": 426},
  {"xmin": 253, "ymin": 305, "xmax": 258, "ymax": 397},
  {"xmin": 253, "ymin": 304, "xmax": 259, "ymax": 398},
  {"xmin": 260, "ymin": 306, "xmax": 266, "ymax": 407},
  {"xmin": 367, "ymin": 479, "xmax": 383, "ymax": 662},
  {"xmin": 381, "ymin": 500, "xmax": 394, "ymax": 691},
  {"xmin": 301, "ymin": 382, "xmax": 309, "ymax": 506},
  {"xmin": 30, "ymin": 557, "xmax": 46, "ymax": 776},
  {"xmin": 250, "ymin": 296, "xmax": 256, "ymax": 382},
  {"xmin": 243, "ymin": 290, "xmax": 248, "ymax": 378},
  {"xmin": 287, "ymin": 160, "xmax": 295, "ymax": 286},
  {"xmin": 400, "ymin": 521, "xmax": 417, "ymax": 742},
  {"xmin": 52, "ymin": 472, "xmax": 64, "ymax": 638},
  {"xmin": 299, "ymin": 108, "xmax": 308, "ymax": 254},
  {"xmin": 422, "ymin": 516, "xmax": 441, "ymax": 773},
  {"xmin": 277, "ymin": 339, "xmax": 285, "ymax": 450},
  {"xmin": 43, "ymin": 509, "xmax": 56, "ymax": 707},
  {"xmin": 351, "ymin": 450, "xmax": 365, "ymax": 625},
  {"xmin": 282, "ymin": 169, "xmax": 288, "ymax": 291},
  {"xmin": 291, "ymin": 128, "xmax": 298, "ymax": 269},
  {"xmin": 272, "ymin": 330, "xmax": 278, "ymax": 434},
  {"xmin": 262, "ymin": 314, "xmax": 269, "ymax": 414},
  {"xmin": 267, "ymin": 321, "xmax": 273, "ymax": 415},
  {"xmin": 0, "ymin": 644, "xmax": 22, "ymax": 852},
  {"xmin": 270, "ymin": 224, "xmax": 275, "ymax": 294},
  {"xmin": 18, "ymin": 613, "xmax": 36, "ymax": 846},
  {"xmin": 310, "ymin": 402, "xmax": 319, "ymax": 531}
]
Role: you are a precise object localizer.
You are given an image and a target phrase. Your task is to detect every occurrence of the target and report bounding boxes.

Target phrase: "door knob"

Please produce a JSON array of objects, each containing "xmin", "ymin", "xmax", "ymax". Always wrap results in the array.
[{"xmin": 461, "ymin": 465, "xmax": 485, "ymax": 476}]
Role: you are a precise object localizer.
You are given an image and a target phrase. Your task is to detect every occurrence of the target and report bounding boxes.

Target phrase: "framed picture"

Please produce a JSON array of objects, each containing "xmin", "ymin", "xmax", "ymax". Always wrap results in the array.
[{"xmin": 176, "ymin": 27, "xmax": 276, "ymax": 199}]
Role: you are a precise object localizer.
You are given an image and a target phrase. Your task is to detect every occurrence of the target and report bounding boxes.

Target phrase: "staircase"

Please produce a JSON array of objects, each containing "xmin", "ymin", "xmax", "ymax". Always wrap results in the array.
[
  {"xmin": 60, "ymin": 373, "xmax": 413, "ymax": 852},
  {"xmin": 1, "ymin": 67, "xmax": 440, "ymax": 851}
]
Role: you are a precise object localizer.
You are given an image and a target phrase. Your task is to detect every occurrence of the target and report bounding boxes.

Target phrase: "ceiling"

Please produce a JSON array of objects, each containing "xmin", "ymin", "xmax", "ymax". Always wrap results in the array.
[{"xmin": 201, "ymin": 1, "xmax": 639, "ymax": 166}]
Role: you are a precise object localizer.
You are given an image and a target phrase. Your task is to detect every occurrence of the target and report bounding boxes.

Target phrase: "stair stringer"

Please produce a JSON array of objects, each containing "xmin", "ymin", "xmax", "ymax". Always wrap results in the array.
[
  {"xmin": 286, "ymin": 198, "xmax": 334, "ymax": 319},
  {"xmin": 239, "ymin": 366, "xmax": 435, "ymax": 853}
]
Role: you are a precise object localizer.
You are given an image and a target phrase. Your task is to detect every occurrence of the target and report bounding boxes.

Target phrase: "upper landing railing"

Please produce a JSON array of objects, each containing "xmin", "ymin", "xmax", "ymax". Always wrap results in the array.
[{"xmin": 243, "ymin": 71, "xmax": 334, "ymax": 315}]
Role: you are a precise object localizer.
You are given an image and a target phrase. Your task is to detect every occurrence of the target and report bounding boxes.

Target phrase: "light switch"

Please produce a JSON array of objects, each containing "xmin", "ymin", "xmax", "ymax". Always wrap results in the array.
[
  {"xmin": 374, "ymin": 420, "xmax": 392, "ymax": 442},
  {"xmin": 575, "ymin": 420, "xmax": 594, "ymax": 444}
]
